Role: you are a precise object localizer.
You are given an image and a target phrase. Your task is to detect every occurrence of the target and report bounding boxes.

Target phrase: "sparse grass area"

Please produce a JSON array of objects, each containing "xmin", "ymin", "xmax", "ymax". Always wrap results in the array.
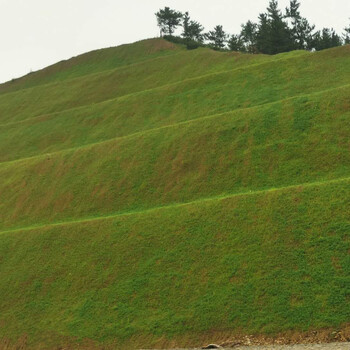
[{"xmin": 0, "ymin": 39, "xmax": 349, "ymax": 349}]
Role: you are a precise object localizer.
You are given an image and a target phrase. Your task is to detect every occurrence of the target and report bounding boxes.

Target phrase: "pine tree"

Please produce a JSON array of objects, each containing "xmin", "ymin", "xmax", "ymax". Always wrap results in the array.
[
  {"xmin": 205, "ymin": 25, "xmax": 228, "ymax": 50},
  {"xmin": 285, "ymin": 0, "xmax": 300, "ymax": 19},
  {"xmin": 182, "ymin": 12, "xmax": 204, "ymax": 43},
  {"xmin": 256, "ymin": 13, "xmax": 270, "ymax": 53},
  {"xmin": 331, "ymin": 30, "xmax": 342, "ymax": 47},
  {"xmin": 285, "ymin": 0, "xmax": 315, "ymax": 49},
  {"xmin": 182, "ymin": 12, "xmax": 191, "ymax": 39},
  {"xmin": 240, "ymin": 20, "xmax": 258, "ymax": 53},
  {"xmin": 311, "ymin": 28, "xmax": 342, "ymax": 51},
  {"xmin": 155, "ymin": 7, "xmax": 183, "ymax": 36},
  {"xmin": 344, "ymin": 21, "xmax": 350, "ymax": 44},
  {"xmin": 264, "ymin": 0, "xmax": 294, "ymax": 54},
  {"xmin": 228, "ymin": 34, "xmax": 245, "ymax": 51}
]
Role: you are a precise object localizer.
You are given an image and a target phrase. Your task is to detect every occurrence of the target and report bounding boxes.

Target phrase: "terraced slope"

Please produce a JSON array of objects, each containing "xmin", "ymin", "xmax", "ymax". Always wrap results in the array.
[
  {"xmin": 0, "ymin": 39, "xmax": 349, "ymax": 349},
  {"xmin": 0, "ymin": 38, "xmax": 183, "ymax": 93}
]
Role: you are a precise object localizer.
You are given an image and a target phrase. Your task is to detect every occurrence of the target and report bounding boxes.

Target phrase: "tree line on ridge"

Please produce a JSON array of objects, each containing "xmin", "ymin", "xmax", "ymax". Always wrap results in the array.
[{"xmin": 155, "ymin": 0, "xmax": 350, "ymax": 54}]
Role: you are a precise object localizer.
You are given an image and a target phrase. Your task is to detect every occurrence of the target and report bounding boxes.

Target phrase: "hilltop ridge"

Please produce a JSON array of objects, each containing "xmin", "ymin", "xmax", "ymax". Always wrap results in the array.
[
  {"xmin": 0, "ymin": 39, "xmax": 349, "ymax": 349},
  {"xmin": 0, "ymin": 38, "xmax": 182, "ymax": 93}
]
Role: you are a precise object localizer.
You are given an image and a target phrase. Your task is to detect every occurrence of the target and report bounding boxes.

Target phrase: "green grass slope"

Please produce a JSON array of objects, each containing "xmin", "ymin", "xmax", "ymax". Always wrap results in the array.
[
  {"xmin": 1, "ymin": 179, "xmax": 349, "ymax": 349},
  {"xmin": 0, "ymin": 39, "xmax": 349, "ymax": 349},
  {"xmin": 0, "ymin": 46, "xmax": 307, "ymax": 124},
  {"xmin": 0, "ymin": 48, "xmax": 346, "ymax": 161},
  {"xmin": 1, "ymin": 85, "xmax": 350, "ymax": 231},
  {"xmin": 0, "ymin": 39, "xmax": 183, "ymax": 93}
]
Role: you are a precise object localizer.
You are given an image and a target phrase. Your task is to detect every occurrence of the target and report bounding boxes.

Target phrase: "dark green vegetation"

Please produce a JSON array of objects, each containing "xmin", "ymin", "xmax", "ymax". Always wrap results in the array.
[
  {"xmin": 0, "ymin": 38, "xmax": 349, "ymax": 349},
  {"xmin": 156, "ymin": 0, "xmax": 349, "ymax": 53}
]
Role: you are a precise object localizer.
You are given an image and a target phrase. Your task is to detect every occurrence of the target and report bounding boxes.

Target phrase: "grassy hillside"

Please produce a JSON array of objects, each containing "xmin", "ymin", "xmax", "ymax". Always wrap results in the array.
[
  {"xmin": 0, "ymin": 39, "xmax": 349, "ymax": 349},
  {"xmin": 0, "ymin": 47, "xmax": 308, "ymax": 124},
  {"xmin": 0, "ymin": 39, "xmax": 183, "ymax": 93}
]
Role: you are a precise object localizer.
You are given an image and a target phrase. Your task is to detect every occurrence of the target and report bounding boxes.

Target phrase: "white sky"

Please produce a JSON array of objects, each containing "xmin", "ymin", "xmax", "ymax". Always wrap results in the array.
[{"xmin": 0, "ymin": 0, "xmax": 349, "ymax": 83}]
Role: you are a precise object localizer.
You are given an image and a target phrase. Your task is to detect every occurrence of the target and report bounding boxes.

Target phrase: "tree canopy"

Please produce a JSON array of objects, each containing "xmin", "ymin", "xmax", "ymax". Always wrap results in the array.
[
  {"xmin": 240, "ymin": 21, "xmax": 258, "ymax": 53},
  {"xmin": 344, "ymin": 21, "xmax": 350, "ymax": 44},
  {"xmin": 155, "ymin": 7, "xmax": 183, "ymax": 36},
  {"xmin": 155, "ymin": 1, "xmax": 346, "ymax": 54},
  {"xmin": 205, "ymin": 25, "xmax": 228, "ymax": 50},
  {"xmin": 182, "ymin": 12, "xmax": 204, "ymax": 43},
  {"xmin": 285, "ymin": 0, "xmax": 315, "ymax": 50}
]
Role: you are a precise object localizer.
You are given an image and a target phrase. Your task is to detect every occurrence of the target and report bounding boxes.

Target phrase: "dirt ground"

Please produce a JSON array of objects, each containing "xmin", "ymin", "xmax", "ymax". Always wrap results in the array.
[
  {"xmin": 168, "ymin": 344, "xmax": 350, "ymax": 350},
  {"xmin": 221, "ymin": 343, "xmax": 350, "ymax": 349}
]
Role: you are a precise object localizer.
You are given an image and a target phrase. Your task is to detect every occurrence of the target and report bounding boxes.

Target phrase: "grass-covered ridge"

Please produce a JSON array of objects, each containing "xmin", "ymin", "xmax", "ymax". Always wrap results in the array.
[
  {"xmin": 0, "ymin": 39, "xmax": 183, "ymax": 93},
  {"xmin": 0, "ymin": 39, "xmax": 349, "ymax": 349}
]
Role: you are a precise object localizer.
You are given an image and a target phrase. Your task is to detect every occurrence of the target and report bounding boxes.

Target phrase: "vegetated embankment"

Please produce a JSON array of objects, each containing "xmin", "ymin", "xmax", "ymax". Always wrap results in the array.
[{"xmin": 0, "ymin": 39, "xmax": 349, "ymax": 349}]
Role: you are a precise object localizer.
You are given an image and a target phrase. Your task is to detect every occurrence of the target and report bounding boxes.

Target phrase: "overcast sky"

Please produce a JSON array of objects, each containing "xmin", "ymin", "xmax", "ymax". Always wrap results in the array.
[{"xmin": 0, "ymin": 0, "xmax": 349, "ymax": 83}]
